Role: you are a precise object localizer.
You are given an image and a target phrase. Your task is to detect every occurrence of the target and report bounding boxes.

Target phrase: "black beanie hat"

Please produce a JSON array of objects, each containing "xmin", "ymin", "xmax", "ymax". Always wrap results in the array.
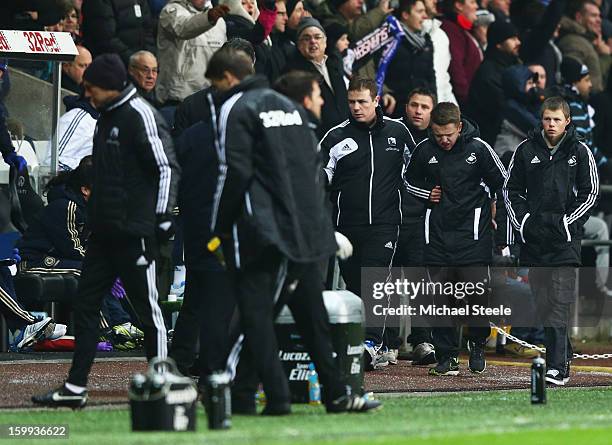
[
  {"xmin": 324, "ymin": 22, "xmax": 349, "ymax": 46},
  {"xmin": 487, "ymin": 20, "xmax": 519, "ymax": 47},
  {"xmin": 286, "ymin": 0, "xmax": 300, "ymax": 18},
  {"xmin": 561, "ymin": 57, "xmax": 589, "ymax": 84},
  {"xmin": 297, "ymin": 17, "xmax": 326, "ymax": 40},
  {"xmin": 83, "ymin": 53, "xmax": 127, "ymax": 91}
]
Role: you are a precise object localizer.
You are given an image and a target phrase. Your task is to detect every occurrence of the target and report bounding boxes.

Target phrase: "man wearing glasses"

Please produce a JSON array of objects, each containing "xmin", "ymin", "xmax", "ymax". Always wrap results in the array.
[
  {"xmin": 128, "ymin": 51, "xmax": 161, "ymax": 107},
  {"xmin": 284, "ymin": 17, "xmax": 349, "ymax": 132}
]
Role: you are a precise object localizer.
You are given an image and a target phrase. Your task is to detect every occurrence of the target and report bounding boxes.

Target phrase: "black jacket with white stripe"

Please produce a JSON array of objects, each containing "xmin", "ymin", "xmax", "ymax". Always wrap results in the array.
[
  {"xmin": 18, "ymin": 184, "xmax": 87, "ymax": 263},
  {"xmin": 211, "ymin": 76, "xmax": 337, "ymax": 266},
  {"xmin": 319, "ymin": 108, "xmax": 415, "ymax": 227},
  {"xmin": 88, "ymin": 84, "xmax": 180, "ymax": 237},
  {"xmin": 503, "ymin": 126, "xmax": 599, "ymax": 266},
  {"xmin": 405, "ymin": 119, "xmax": 507, "ymax": 265}
]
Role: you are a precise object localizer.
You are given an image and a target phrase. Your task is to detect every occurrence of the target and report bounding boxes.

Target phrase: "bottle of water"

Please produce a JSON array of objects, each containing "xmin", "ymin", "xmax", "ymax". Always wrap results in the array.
[{"xmin": 307, "ymin": 363, "xmax": 321, "ymax": 405}]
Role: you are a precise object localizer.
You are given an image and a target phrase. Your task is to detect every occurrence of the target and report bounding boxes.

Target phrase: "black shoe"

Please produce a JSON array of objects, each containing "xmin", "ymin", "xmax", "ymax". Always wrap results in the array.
[
  {"xmin": 261, "ymin": 401, "xmax": 291, "ymax": 416},
  {"xmin": 32, "ymin": 385, "xmax": 88, "ymax": 409},
  {"xmin": 545, "ymin": 368, "xmax": 566, "ymax": 386},
  {"xmin": 411, "ymin": 342, "xmax": 437, "ymax": 366},
  {"xmin": 468, "ymin": 341, "xmax": 486, "ymax": 374},
  {"xmin": 326, "ymin": 388, "xmax": 382, "ymax": 413},
  {"xmin": 429, "ymin": 357, "xmax": 459, "ymax": 376}
]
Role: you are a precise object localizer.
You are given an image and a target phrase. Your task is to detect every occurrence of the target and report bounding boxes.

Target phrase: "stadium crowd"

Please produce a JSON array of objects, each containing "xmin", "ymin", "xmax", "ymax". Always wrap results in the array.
[{"xmin": 0, "ymin": 0, "xmax": 609, "ymax": 413}]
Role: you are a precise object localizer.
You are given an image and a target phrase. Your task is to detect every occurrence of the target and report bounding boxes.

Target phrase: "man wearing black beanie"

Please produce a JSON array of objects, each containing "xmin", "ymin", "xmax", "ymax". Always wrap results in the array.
[
  {"xmin": 32, "ymin": 53, "xmax": 181, "ymax": 408},
  {"xmin": 467, "ymin": 19, "xmax": 521, "ymax": 145}
]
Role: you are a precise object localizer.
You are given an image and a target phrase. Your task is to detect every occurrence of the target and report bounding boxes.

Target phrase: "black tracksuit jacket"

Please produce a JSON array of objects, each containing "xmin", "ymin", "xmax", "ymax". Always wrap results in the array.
[
  {"xmin": 88, "ymin": 84, "xmax": 180, "ymax": 237},
  {"xmin": 211, "ymin": 76, "xmax": 337, "ymax": 266},
  {"xmin": 404, "ymin": 119, "xmax": 507, "ymax": 265},
  {"xmin": 319, "ymin": 108, "xmax": 415, "ymax": 227},
  {"xmin": 503, "ymin": 126, "xmax": 599, "ymax": 266}
]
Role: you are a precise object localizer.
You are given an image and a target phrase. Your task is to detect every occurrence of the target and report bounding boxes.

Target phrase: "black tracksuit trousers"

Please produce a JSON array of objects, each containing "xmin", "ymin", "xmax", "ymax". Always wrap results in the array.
[
  {"xmin": 337, "ymin": 224, "xmax": 399, "ymax": 347},
  {"xmin": 169, "ymin": 266, "xmax": 236, "ymax": 376},
  {"xmin": 230, "ymin": 253, "xmax": 346, "ymax": 405},
  {"xmin": 67, "ymin": 234, "xmax": 167, "ymax": 387},
  {"xmin": 393, "ymin": 217, "xmax": 432, "ymax": 347},
  {"xmin": 427, "ymin": 266, "xmax": 491, "ymax": 361},
  {"xmin": 529, "ymin": 267, "xmax": 576, "ymax": 373}
]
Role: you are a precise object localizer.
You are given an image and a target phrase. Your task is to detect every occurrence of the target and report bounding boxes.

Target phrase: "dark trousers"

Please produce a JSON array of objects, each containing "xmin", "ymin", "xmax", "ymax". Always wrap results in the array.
[
  {"xmin": 337, "ymin": 224, "xmax": 399, "ymax": 347},
  {"xmin": 232, "ymin": 260, "xmax": 346, "ymax": 404},
  {"xmin": 0, "ymin": 266, "xmax": 35, "ymax": 331},
  {"xmin": 427, "ymin": 266, "xmax": 491, "ymax": 360},
  {"xmin": 227, "ymin": 248, "xmax": 290, "ymax": 404},
  {"xmin": 169, "ymin": 266, "xmax": 235, "ymax": 376},
  {"xmin": 529, "ymin": 267, "xmax": 576, "ymax": 372},
  {"xmin": 67, "ymin": 234, "xmax": 167, "ymax": 387},
  {"xmin": 394, "ymin": 218, "xmax": 432, "ymax": 347}
]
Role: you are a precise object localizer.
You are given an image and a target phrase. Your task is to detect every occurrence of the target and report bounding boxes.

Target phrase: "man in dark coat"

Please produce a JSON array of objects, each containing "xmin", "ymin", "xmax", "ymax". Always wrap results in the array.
[
  {"xmin": 82, "ymin": 0, "xmax": 157, "ymax": 65},
  {"xmin": 384, "ymin": 0, "xmax": 436, "ymax": 118},
  {"xmin": 284, "ymin": 18, "xmax": 349, "ymax": 133},
  {"xmin": 467, "ymin": 19, "xmax": 521, "ymax": 144}
]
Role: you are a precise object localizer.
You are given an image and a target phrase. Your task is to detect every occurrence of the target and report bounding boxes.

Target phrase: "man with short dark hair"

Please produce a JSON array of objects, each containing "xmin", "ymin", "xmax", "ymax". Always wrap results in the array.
[
  {"xmin": 32, "ymin": 53, "xmax": 180, "ymax": 408},
  {"xmin": 394, "ymin": 87, "xmax": 437, "ymax": 365},
  {"xmin": 274, "ymin": 70, "xmax": 325, "ymax": 136},
  {"xmin": 384, "ymin": 0, "xmax": 436, "ymax": 118},
  {"xmin": 503, "ymin": 96, "xmax": 599, "ymax": 385},
  {"xmin": 405, "ymin": 102, "xmax": 506, "ymax": 376},
  {"xmin": 209, "ymin": 55, "xmax": 379, "ymax": 415},
  {"xmin": 319, "ymin": 76, "xmax": 415, "ymax": 370}
]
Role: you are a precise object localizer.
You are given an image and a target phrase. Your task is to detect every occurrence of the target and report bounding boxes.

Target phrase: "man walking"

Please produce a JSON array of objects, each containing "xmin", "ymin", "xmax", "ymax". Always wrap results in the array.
[
  {"xmin": 32, "ymin": 54, "xmax": 180, "ymax": 407},
  {"xmin": 504, "ymin": 96, "xmax": 599, "ymax": 385},
  {"xmin": 319, "ymin": 77, "xmax": 415, "ymax": 370},
  {"xmin": 404, "ymin": 102, "xmax": 506, "ymax": 375}
]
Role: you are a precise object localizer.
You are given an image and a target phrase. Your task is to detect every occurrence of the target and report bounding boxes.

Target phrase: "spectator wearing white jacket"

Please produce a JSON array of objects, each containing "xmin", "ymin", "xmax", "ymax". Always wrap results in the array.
[
  {"xmin": 423, "ymin": 0, "xmax": 457, "ymax": 104},
  {"xmin": 45, "ymin": 94, "xmax": 98, "ymax": 171},
  {"xmin": 156, "ymin": 0, "xmax": 230, "ymax": 105}
]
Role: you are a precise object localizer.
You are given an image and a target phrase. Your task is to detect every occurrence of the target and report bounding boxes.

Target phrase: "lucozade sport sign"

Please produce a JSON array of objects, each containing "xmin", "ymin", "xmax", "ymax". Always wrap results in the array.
[{"xmin": 0, "ymin": 30, "xmax": 77, "ymax": 61}]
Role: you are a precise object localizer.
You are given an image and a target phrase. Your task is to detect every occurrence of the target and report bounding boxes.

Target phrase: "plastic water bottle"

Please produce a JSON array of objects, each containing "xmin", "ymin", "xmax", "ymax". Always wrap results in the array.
[{"xmin": 307, "ymin": 363, "xmax": 321, "ymax": 405}]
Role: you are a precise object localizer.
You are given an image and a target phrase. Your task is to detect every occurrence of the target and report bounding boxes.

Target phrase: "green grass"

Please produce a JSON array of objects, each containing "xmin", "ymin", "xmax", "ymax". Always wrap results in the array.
[{"xmin": 2, "ymin": 388, "xmax": 611, "ymax": 444}]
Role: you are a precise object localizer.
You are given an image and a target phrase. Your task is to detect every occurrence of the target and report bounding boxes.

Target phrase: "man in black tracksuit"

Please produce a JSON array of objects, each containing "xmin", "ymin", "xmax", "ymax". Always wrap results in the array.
[
  {"xmin": 405, "ymin": 102, "xmax": 507, "ymax": 376},
  {"xmin": 319, "ymin": 77, "xmax": 415, "ymax": 370},
  {"xmin": 503, "ymin": 96, "xmax": 599, "ymax": 385},
  {"xmin": 395, "ymin": 88, "xmax": 437, "ymax": 365},
  {"xmin": 209, "ymin": 50, "xmax": 378, "ymax": 414},
  {"xmin": 32, "ymin": 54, "xmax": 180, "ymax": 408}
]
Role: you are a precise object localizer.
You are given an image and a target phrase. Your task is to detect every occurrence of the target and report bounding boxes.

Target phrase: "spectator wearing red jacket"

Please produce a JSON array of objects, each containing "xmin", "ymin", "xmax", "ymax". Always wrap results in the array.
[{"xmin": 439, "ymin": 0, "xmax": 482, "ymax": 106}]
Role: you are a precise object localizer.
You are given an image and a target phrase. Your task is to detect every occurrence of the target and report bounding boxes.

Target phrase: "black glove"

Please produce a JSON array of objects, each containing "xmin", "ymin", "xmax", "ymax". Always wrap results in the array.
[
  {"xmin": 156, "ymin": 214, "xmax": 175, "ymax": 242},
  {"xmin": 259, "ymin": 0, "xmax": 276, "ymax": 12}
]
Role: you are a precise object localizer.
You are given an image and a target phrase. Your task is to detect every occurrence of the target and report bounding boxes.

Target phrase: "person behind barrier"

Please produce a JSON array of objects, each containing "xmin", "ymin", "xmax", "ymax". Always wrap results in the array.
[
  {"xmin": 394, "ymin": 87, "xmax": 437, "ymax": 365},
  {"xmin": 17, "ymin": 157, "xmax": 142, "ymax": 348},
  {"xmin": 503, "ymin": 96, "xmax": 599, "ymax": 385},
  {"xmin": 32, "ymin": 53, "xmax": 180, "ymax": 408},
  {"xmin": 208, "ymin": 50, "xmax": 379, "ymax": 415},
  {"xmin": 404, "ymin": 102, "xmax": 507, "ymax": 376}
]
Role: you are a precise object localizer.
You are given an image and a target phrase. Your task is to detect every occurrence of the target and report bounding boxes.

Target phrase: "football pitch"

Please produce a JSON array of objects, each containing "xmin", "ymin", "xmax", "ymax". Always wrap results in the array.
[{"xmin": 2, "ymin": 387, "xmax": 611, "ymax": 444}]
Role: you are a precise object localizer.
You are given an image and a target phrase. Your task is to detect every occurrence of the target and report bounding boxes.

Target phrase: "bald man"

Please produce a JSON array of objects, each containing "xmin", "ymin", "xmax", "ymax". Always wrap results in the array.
[{"xmin": 62, "ymin": 45, "xmax": 92, "ymax": 93}]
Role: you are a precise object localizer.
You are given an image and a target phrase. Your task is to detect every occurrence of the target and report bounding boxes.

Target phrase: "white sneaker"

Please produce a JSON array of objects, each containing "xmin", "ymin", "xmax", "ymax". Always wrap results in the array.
[
  {"xmin": 364, "ymin": 341, "xmax": 389, "ymax": 371},
  {"xmin": 12, "ymin": 317, "xmax": 53, "ymax": 349},
  {"xmin": 47, "ymin": 323, "xmax": 67, "ymax": 340},
  {"xmin": 381, "ymin": 348, "xmax": 399, "ymax": 365}
]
